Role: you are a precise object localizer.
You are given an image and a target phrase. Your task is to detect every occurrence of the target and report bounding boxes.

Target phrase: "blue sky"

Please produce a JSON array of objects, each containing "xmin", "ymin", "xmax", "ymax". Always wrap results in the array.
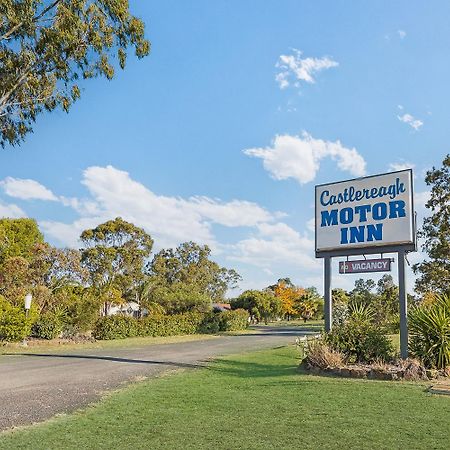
[{"xmin": 0, "ymin": 0, "xmax": 447, "ymax": 294}]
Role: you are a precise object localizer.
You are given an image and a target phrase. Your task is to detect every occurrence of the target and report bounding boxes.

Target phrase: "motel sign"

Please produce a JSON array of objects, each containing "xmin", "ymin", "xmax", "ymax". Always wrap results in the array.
[{"xmin": 315, "ymin": 169, "xmax": 417, "ymax": 359}]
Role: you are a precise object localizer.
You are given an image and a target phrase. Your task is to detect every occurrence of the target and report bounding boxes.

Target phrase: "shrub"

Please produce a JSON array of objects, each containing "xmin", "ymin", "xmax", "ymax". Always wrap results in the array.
[
  {"xmin": 218, "ymin": 309, "xmax": 249, "ymax": 331},
  {"xmin": 62, "ymin": 289, "xmax": 101, "ymax": 333},
  {"xmin": 325, "ymin": 319, "xmax": 394, "ymax": 363},
  {"xmin": 304, "ymin": 339, "xmax": 344, "ymax": 369},
  {"xmin": 198, "ymin": 313, "xmax": 221, "ymax": 334},
  {"xmin": 409, "ymin": 294, "xmax": 450, "ymax": 369},
  {"xmin": 94, "ymin": 312, "xmax": 205, "ymax": 340},
  {"xmin": 32, "ymin": 313, "xmax": 63, "ymax": 340},
  {"xmin": 92, "ymin": 315, "xmax": 140, "ymax": 340},
  {"xmin": 0, "ymin": 296, "xmax": 36, "ymax": 342},
  {"xmin": 93, "ymin": 310, "xmax": 249, "ymax": 341}
]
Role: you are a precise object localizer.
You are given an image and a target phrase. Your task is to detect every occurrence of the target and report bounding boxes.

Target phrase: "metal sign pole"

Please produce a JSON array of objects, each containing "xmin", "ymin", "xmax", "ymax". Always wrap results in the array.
[
  {"xmin": 398, "ymin": 250, "xmax": 408, "ymax": 359},
  {"xmin": 324, "ymin": 256, "xmax": 332, "ymax": 332}
]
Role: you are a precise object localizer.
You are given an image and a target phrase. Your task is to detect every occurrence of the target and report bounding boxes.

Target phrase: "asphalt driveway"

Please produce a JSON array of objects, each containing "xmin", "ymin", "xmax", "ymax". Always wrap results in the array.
[{"xmin": 0, "ymin": 326, "xmax": 315, "ymax": 431}]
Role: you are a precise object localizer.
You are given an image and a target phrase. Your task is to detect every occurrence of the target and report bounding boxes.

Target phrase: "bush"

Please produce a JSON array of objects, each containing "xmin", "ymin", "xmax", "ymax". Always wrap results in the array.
[
  {"xmin": 93, "ymin": 310, "xmax": 249, "ymax": 341},
  {"xmin": 304, "ymin": 339, "xmax": 344, "ymax": 369},
  {"xmin": 141, "ymin": 312, "xmax": 205, "ymax": 337},
  {"xmin": 92, "ymin": 315, "xmax": 140, "ymax": 340},
  {"xmin": 0, "ymin": 296, "xmax": 36, "ymax": 342},
  {"xmin": 409, "ymin": 294, "xmax": 450, "ymax": 369},
  {"xmin": 198, "ymin": 313, "xmax": 221, "ymax": 334},
  {"xmin": 32, "ymin": 313, "xmax": 63, "ymax": 340},
  {"xmin": 93, "ymin": 312, "xmax": 205, "ymax": 340},
  {"xmin": 218, "ymin": 309, "xmax": 249, "ymax": 331},
  {"xmin": 325, "ymin": 319, "xmax": 394, "ymax": 363}
]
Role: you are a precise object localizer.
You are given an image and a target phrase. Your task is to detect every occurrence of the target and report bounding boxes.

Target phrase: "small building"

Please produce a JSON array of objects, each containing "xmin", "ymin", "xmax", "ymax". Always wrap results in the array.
[{"xmin": 212, "ymin": 302, "xmax": 232, "ymax": 312}]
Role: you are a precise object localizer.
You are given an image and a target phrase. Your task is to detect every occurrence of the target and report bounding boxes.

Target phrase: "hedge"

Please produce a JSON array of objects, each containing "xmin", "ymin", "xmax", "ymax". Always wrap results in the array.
[
  {"xmin": 32, "ymin": 313, "xmax": 64, "ymax": 340},
  {"xmin": 218, "ymin": 309, "xmax": 249, "ymax": 331},
  {"xmin": 0, "ymin": 296, "xmax": 35, "ymax": 342},
  {"xmin": 93, "ymin": 309, "xmax": 249, "ymax": 340}
]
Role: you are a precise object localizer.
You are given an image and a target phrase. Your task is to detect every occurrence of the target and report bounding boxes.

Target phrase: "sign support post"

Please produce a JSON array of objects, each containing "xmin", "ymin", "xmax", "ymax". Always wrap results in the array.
[
  {"xmin": 398, "ymin": 249, "xmax": 408, "ymax": 359},
  {"xmin": 324, "ymin": 256, "xmax": 332, "ymax": 332}
]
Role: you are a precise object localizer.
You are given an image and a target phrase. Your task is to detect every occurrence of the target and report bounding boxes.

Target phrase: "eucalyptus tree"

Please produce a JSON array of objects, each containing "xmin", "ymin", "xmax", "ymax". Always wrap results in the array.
[
  {"xmin": 414, "ymin": 155, "xmax": 450, "ymax": 296},
  {"xmin": 0, "ymin": 0, "xmax": 150, "ymax": 146},
  {"xmin": 80, "ymin": 217, "xmax": 153, "ymax": 313}
]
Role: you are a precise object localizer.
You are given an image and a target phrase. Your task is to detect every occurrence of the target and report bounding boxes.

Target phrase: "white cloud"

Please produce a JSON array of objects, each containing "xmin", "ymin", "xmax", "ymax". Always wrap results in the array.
[
  {"xmin": 388, "ymin": 161, "xmax": 415, "ymax": 172},
  {"xmin": 228, "ymin": 222, "xmax": 319, "ymax": 270},
  {"xmin": 397, "ymin": 113, "xmax": 423, "ymax": 131},
  {"xmin": 275, "ymin": 49, "xmax": 338, "ymax": 89},
  {"xmin": 244, "ymin": 132, "xmax": 366, "ymax": 184},
  {"xmin": 0, "ymin": 177, "xmax": 57, "ymax": 201},
  {"xmin": 41, "ymin": 165, "xmax": 279, "ymax": 250},
  {"xmin": 415, "ymin": 190, "xmax": 430, "ymax": 217},
  {"xmin": 0, "ymin": 200, "xmax": 26, "ymax": 218},
  {"xmin": 398, "ymin": 30, "xmax": 406, "ymax": 39}
]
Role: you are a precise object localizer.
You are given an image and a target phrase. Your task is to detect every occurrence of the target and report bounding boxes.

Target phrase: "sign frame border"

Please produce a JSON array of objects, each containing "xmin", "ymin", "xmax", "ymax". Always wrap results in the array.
[{"xmin": 315, "ymin": 169, "xmax": 417, "ymax": 259}]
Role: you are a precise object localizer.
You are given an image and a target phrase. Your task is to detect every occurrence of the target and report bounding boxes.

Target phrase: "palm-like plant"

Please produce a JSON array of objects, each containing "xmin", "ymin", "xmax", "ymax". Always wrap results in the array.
[
  {"xmin": 348, "ymin": 302, "xmax": 375, "ymax": 324},
  {"xmin": 409, "ymin": 295, "xmax": 450, "ymax": 369}
]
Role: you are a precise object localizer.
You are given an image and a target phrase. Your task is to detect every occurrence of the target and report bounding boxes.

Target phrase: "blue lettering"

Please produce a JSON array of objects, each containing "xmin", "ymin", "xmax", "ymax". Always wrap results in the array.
[
  {"xmin": 389, "ymin": 200, "xmax": 406, "ymax": 218},
  {"xmin": 319, "ymin": 176, "xmax": 408, "ymax": 207},
  {"xmin": 372, "ymin": 202, "xmax": 387, "ymax": 220},
  {"xmin": 367, "ymin": 224, "xmax": 383, "ymax": 241},
  {"xmin": 355, "ymin": 204, "xmax": 371, "ymax": 222},
  {"xmin": 320, "ymin": 190, "xmax": 331, "ymax": 207},
  {"xmin": 321, "ymin": 210, "xmax": 338, "ymax": 227},
  {"xmin": 350, "ymin": 226, "xmax": 365, "ymax": 243},
  {"xmin": 340, "ymin": 227, "xmax": 348, "ymax": 244},
  {"xmin": 340, "ymin": 207, "xmax": 353, "ymax": 224}
]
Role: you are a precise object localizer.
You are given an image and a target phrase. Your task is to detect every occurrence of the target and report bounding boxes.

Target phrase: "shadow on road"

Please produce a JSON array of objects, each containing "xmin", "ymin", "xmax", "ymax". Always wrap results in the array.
[{"xmin": 6, "ymin": 353, "xmax": 205, "ymax": 369}]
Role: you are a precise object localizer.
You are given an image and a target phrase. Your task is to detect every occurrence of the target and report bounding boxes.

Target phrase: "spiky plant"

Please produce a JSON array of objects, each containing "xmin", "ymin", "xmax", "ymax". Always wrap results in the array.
[{"xmin": 409, "ymin": 295, "xmax": 450, "ymax": 369}]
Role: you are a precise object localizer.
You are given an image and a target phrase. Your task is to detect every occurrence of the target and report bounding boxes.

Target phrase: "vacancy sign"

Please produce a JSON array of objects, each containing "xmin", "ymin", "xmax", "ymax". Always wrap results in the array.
[
  {"xmin": 339, "ymin": 258, "xmax": 392, "ymax": 274},
  {"xmin": 315, "ymin": 169, "xmax": 415, "ymax": 257}
]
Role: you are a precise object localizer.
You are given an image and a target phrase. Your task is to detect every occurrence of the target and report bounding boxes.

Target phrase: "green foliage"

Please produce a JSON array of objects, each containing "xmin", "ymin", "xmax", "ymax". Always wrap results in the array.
[
  {"xmin": 414, "ymin": 155, "xmax": 450, "ymax": 295},
  {"xmin": 218, "ymin": 309, "xmax": 249, "ymax": 331},
  {"xmin": 325, "ymin": 307, "xmax": 394, "ymax": 363},
  {"xmin": 332, "ymin": 288, "xmax": 350, "ymax": 305},
  {"xmin": 345, "ymin": 276, "xmax": 399, "ymax": 331},
  {"xmin": 0, "ymin": 0, "xmax": 150, "ymax": 147},
  {"xmin": 0, "ymin": 218, "xmax": 44, "ymax": 263},
  {"xmin": 231, "ymin": 289, "xmax": 282, "ymax": 324},
  {"xmin": 53, "ymin": 286, "xmax": 101, "ymax": 333},
  {"xmin": 145, "ymin": 284, "xmax": 212, "ymax": 315},
  {"xmin": 409, "ymin": 294, "xmax": 450, "ymax": 369},
  {"xmin": 293, "ymin": 293, "xmax": 319, "ymax": 322},
  {"xmin": 198, "ymin": 313, "xmax": 221, "ymax": 334},
  {"xmin": 32, "ymin": 312, "xmax": 63, "ymax": 340},
  {"xmin": 92, "ymin": 315, "xmax": 140, "ymax": 340},
  {"xmin": 146, "ymin": 241, "xmax": 241, "ymax": 305},
  {"xmin": 81, "ymin": 217, "xmax": 153, "ymax": 304},
  {"xmin": 199, "ymin": 309, "xmax": 249, "ymax": 334},
  {"xmin": 92, "ymin": 310, "xmax": 248, "ymax": 340},
  {"xmin": 139, "ymin": 312, "xmax": 204, "ymax": 337},
  {"xmin": 0, "ymin": 296, "xmax": 36, "ymax": 341}
]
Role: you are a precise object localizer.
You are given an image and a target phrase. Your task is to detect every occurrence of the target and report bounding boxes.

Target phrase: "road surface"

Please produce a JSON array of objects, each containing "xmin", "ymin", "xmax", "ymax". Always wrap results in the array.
[{"xmin": 0, "ymin": 326, "xmax": 315, "ymax": 431}]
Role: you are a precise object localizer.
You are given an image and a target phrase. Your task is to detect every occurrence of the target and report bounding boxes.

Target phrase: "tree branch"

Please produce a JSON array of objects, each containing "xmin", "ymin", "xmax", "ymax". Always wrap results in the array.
[{"xmin": 0, "ymin": 0, "xmax": 62, "ymax": 41}]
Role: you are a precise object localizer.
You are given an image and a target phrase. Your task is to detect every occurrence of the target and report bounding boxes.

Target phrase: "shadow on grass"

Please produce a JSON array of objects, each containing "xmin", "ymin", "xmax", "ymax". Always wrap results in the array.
[
  {"xmin": 208, "ymin": 358, "xmax": 298, "ymax": 378},
  {"xmin": 5, "ymin": 353, "xmax": 205, "ymax": 369}
]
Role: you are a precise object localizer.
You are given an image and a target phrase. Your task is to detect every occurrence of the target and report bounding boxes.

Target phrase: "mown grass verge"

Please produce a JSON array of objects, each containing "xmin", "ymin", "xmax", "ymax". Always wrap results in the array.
[
  {"xmin": 0, "ymin": 333, "xmax": 219, "ymax": 355},
  {"xmin": 1, "ymin": 346, "xmax": 449, "ymax": 449}
]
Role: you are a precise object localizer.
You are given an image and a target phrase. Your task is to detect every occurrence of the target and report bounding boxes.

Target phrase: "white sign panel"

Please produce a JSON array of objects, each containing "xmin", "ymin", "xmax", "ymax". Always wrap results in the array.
[{"xmin": 315, "ymin": 170, "xmax": 415, "ymax": 256}]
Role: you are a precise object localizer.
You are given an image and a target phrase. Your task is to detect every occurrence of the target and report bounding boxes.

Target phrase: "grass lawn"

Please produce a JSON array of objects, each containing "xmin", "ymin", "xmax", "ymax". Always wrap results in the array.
[
  {"xmin": 1, "ymin": 346, "xmax": 449, "ymax": 450},
  {"xmin": 264, "ymin": 319, "xmax": 324, "ymax": 330},
  {"xmin": 0, "ymin": 334, "xmax": 219, "ymax": 355}
]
